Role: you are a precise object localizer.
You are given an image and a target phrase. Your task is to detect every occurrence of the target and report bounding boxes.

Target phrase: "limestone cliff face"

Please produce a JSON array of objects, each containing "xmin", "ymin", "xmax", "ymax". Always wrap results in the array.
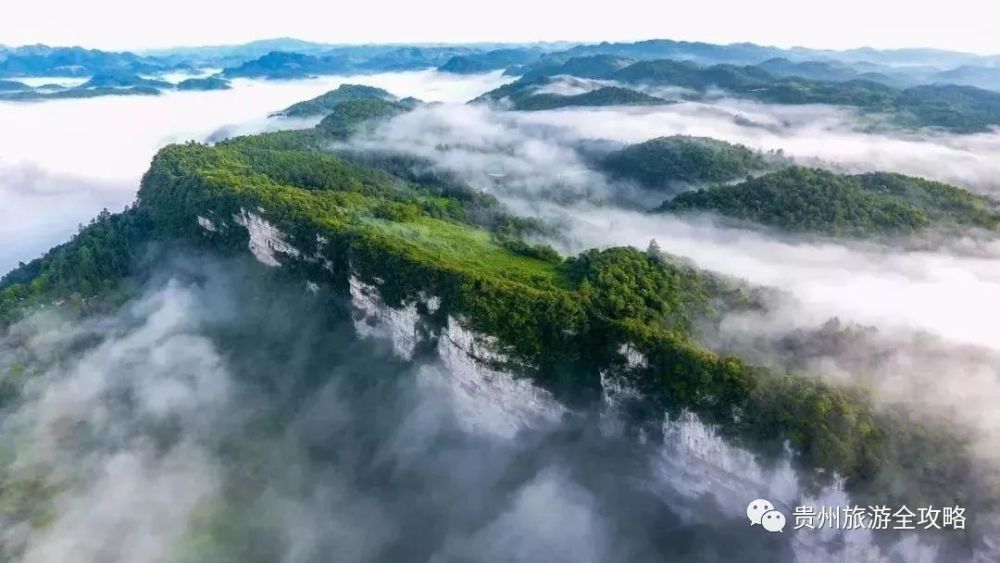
[
  {"xmin": 197, "ymin": 202, "xmax": 898, "ymax": 561},
  {"xmin": 128, "ymin": 140, "xmax": 996, "ymax": 556}
]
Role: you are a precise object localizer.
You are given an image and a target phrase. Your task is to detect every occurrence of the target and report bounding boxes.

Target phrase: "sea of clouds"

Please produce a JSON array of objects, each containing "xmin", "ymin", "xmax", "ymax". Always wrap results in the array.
[
  {"xmin": 0, "ymin": 70, "xmax": 511, "ymax": 271},
  {"xmin": 342, "ymin": 99, "xmax": 1000, "ymax": 472},
  {"xmin": 4, "ymin": 70, "xmax": 1000, "ymax": 561}
]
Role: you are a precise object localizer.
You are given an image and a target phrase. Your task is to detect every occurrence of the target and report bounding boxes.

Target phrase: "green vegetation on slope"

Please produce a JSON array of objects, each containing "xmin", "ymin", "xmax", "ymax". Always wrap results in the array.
[
  {"xmin": 599, "ymin": 135, "xmax": 771, "ymax": 188},
  {"xmin": 519, "ymin": 54, "xmax": 636, "ymax": 81},
  {"xmin": 476, "ymin": 77, "xmax": 669, "ymax": 111},
  {"xmin": 757, "ymin": 57, "xmax": 900, "ymax": 86},
  {"xmin": 513, "ymin": 86, "xmax": 668, "ymax": 111},
  {"xmin": 0, "ymin": 122, "xmax": 538, "ymax": 327},
  {"xmin": 316, "ymin": 98, "xmax": 412, "ymax": 138},
  {"xmin": 0, "ymin": 112, "xmax": 988, "ymax": 515},
  {"xmin": 177, "ymin": 77, "xmax": 232, "ymax": 91},
  {"xmin": 78, "ymin": 72, "xmax": 172, "ymax": 89},
  {"xmin": 894, "ymin": 84, "xmax": 1000, "ymax": 132},
  {"xmin": 0, "ymin": 86, "xmax": 161, "ymax": 102},
  {"xmin": 659, "ymin": 167, "xmax": 1000, "ymax": 236},
  {"xmin": 0, "ymin": 208, "xmax": 154, "ymax": 324},
  {"xmin": 220, "ymin": 51, "xmax": 344, "ymax": 80},
  {"xmin": 274, "ymin": 84, "xmax": 396, "ymax": 117},
  {"xmin": 614, "ymin": 59, "xmax": 778, "ymax": 91},
  {"xmin": 138, "ymin": 136, "xmax": 983, "ymax": 508},
  {"xmin": 438, "ymin": 48, "xmax": 540, "ymax": 74},
  {"xmin": 500, "ymin": 56, "xmax": 1000, "ymax": 132},
  {"xmin": 0, "ymin": 45, "xmax": 164, "ymax": 77}
]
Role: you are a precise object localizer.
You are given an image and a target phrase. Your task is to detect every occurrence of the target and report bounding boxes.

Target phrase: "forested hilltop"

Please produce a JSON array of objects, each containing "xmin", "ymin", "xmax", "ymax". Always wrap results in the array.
[
  {"xmin": 597, "ymin": 135, "xmax": 773, "ymax": 188},
  {"xmin": 272, "ymin": 83, "xmax": 400, "ymax": 117},
  {"xmin": 657, "ymin": 167, "xmax": 1000, "ymax": 237},
  {"xmin": 1, "ymin": 93, "xmax": 993, "ymax": 531},
  {"xmin": 475, "ymin": 78, "xmax": 671, "ymax": 110}
]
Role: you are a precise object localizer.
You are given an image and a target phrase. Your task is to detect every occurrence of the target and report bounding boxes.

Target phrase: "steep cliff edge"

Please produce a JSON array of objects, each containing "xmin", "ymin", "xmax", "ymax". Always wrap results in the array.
[{"xmin": 1, "ymin": 124, "xmax": 992, "ymax": 528}]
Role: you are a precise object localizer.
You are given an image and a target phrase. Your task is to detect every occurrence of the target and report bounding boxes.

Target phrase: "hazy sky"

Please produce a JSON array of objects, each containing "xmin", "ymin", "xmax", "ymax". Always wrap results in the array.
[{"xmin": 1, "ymin": 0, "xmax": 998, "ymax": 54}]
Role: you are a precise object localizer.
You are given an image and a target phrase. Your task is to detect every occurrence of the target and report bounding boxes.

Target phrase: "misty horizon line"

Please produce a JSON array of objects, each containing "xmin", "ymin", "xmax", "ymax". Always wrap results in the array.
[{"xmin": 3, "ymin": 35, "xmax": 1000, "ymax": 60}]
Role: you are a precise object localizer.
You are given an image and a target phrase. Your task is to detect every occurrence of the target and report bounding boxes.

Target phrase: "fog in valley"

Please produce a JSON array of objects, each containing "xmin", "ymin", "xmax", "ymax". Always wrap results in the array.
[
  {"xmin": 0, "ymin": 256, "xmax": 813, "ymax": 563},
  {"xmin": 3, "ymin": 67, "xmax": 1000, "ymax": 562},
  {"xmin": 0, "ymin": 70, "xmax": 510, "ymax": 271},
  {"xmin": 342, "ymin": 98, "xmax": 1000, "ymax": 498}
]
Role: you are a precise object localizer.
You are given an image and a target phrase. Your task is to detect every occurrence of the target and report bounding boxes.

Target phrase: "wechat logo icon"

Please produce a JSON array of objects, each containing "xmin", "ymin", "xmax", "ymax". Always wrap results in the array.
[{"xmin": 747, "ymin": 499, "xmax": 786, "ymax": 533}]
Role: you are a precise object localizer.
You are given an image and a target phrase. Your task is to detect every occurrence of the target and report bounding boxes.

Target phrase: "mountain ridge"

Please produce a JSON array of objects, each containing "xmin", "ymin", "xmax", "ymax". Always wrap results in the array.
[{"xmin": 1, "ymin": 115, "xmax": 989, "ymax": 521}]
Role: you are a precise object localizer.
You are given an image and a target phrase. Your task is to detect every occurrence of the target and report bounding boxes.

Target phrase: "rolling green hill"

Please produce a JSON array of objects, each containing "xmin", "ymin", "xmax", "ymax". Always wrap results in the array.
[
  {"xmin": 659, "ymin": 166, "xmax": 1000, "ymax": 236},
  {"xmin": 78, "ymin": 71, "xmax": 172, "ymax": 89},
  {"xmin": 176, "ymin": 76, "xmax": 232, "ymax": 91},
  {"xmin": 598, "ymin": 136, "xmax": 771, "ymax": 188},
  {"xmin": 220, "ymin": 51, "xmax": 346, "ymax": 79},
  {"xmin": 519, "ymin": 54, "xmax": 636, "ymax": 80},
  {"xmin": 513, "ymin": 86, "xmax": 668, "ymax": 110},
  {"xmin": 477, "ymin": 79, "xmax": 668, "ymax": 110},
  {"xmin": 438, "ymin": 48, "xmax": 540, "ymax": 74},
  {"xmin": 893, "ymin": 84, "xmax": 1000, "ymax": 132},
  {"xmin": 316, "ymin": 98, "xmax": 413, "ymax": 138},
  {"xmin": 274, "ymin": 83, "xmax": 397, "ymax": 117},
  {"xmin": 500, "ymin": 56, "xmax": 1000, "ymax": 132},
  {"xmin": 0, "ymin": 115, "xmax": 985, "ymax": 514},
  {"xmin": 0, "ymin": 85, "xmax": 161, "ymax": 101}
]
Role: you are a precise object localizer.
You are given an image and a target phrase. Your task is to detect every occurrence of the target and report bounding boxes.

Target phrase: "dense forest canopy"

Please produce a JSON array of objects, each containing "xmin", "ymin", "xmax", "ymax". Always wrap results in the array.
[
  {"xmin": 220, "ymin": 51, "xmax": 345, "ymax": 79},
  {"xmin": 438, "ymin": 48, "xmax": 540, "ymax": 74},
  {"xmin": 79, "ymin": 71, "xmax": 172, "ymax": 89},
  {"xmin": 176, "ymin": 76, "xmax": 232, "ymax": 91},
  {"xmin": 1, "ymin": 103, "xmax": 990, "ymax": 522},
  {"xmin": 659, "ymin": 166, "xmax": 1000, "ymax": 236},
  {"xmin": 598, "ymin": 135, "xmax": 771, "ymax": 188},
  {"xmin": 0, "ymin": 85, "xmax": 162, "ymax": 101},
  {"xmin": 518, "ymin": 54, "xmax": 636, "ymax": 80},
  {"xmin": 316, "ymin": 98, "xmax": 414, "ymax": 138},
  {"xmin": 507, "ymin": 85, "xmax": 668, "ymax": 110},
  {"xmin": 274, "ymin": 83, "xmax": 398, "ymax": 117},
  {"xmin": 5, "ymin": 31, "xmax": 1000, "ymax": 563}
]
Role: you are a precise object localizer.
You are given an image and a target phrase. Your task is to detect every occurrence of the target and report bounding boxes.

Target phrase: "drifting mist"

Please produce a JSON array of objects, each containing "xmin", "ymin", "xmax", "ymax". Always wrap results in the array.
[
  {"xmin": 5, "ymin": 68, "xmax": 1000, "ymax": 561},
  {"xmin": 0, "ymin": 70, "xmax": 511, "ymax": 271},
  {"xmin": 340, "ymin": 99, "xmax": 1000, "ymax": 477},
  {"xmin": 0, "ymin": 256, "xmax": 825, "ymax": 562}
]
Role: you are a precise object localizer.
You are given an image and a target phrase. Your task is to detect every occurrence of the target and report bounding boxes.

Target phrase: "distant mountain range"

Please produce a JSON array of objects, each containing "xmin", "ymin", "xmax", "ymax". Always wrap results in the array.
[
  {"xmin": 0, "ymin": 70, "xmax": 231, "ymax": 101},
  {"xmin": 0, "ymin": 44, "xmax": 164, "ymax": 76},
  {"xmin": 3, "ymin": 37, "xmax": 1000, "ymax": 110},
  {"xmin": 1, "ymin": 37, "xmax": 998, "ymax": 79},
  {"xmin": 478, "ymin": 57, "xmax": 1000, "ymax": 133}
]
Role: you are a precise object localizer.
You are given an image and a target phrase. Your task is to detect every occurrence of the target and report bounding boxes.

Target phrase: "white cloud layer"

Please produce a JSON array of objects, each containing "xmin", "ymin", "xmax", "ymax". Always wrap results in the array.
[
  {"xmin": 353, "ymin": 100, "xmax": 1000, "ymax": 348},
  {"xmin": 342, "ymin": 100, "xmax": 1000, "ymax": 463},
  {"xmin": 4, "ymin": 73, "xmax": 1000, "ymax": 559},
  {"xmin": 511, "ymin": 100, "xmax": 1000, "ymax": 196},
  {"xmin": 0, "ymin": 71, "xmax": 511, "ymax": 272}
]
